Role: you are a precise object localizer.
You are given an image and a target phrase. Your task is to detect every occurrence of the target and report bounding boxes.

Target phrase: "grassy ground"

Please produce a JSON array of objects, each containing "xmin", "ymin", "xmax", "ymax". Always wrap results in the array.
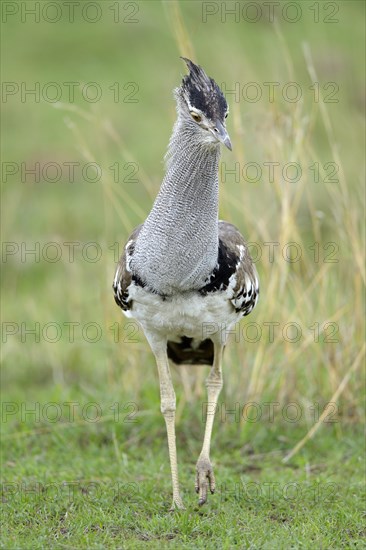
[
  {"xmin": 1, "ymin": 1, "xmax": 365, "ymax": 548},
  {"xmin": 2, "ymin": 416, "xmax": 365, "ymax": 548}
]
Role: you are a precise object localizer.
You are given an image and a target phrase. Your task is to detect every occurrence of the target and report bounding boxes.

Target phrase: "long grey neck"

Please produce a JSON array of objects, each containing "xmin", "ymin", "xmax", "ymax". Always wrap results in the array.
[{"xmin": 131, "ymin": 116, "xmax": 221, "ymax": 295}]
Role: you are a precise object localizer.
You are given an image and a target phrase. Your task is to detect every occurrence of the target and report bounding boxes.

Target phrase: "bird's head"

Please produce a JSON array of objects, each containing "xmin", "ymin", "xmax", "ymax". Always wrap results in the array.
[{"xmin": 175, "ymin": 57, "xmax": 232, "ymax": 151}]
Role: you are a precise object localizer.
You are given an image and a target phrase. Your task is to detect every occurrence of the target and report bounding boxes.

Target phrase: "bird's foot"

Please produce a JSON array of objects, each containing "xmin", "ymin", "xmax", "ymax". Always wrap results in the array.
[
  {"xmin": 169, "ymin": 494, "xmax": 185, "ymax": 511},
  {"xmin": 195, "ymin": 456, "xmax": 215, "ymax": 505}
]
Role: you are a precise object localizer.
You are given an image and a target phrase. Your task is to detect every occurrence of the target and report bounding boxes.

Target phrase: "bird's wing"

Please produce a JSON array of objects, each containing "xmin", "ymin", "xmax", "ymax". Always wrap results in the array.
[
  {"xmin": 113, "ymin": 224, "xmax": 143, "ymax": 311},
  {"xmin": 200, "ymin": 220, "xmax": 259, "ymax": 316}
]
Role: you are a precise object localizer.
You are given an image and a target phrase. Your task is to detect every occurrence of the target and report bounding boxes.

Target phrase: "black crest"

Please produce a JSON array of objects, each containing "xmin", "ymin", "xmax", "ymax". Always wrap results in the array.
[{"xmin": 180, "ymin": 57, "xmax": 227, "ymax": 122}]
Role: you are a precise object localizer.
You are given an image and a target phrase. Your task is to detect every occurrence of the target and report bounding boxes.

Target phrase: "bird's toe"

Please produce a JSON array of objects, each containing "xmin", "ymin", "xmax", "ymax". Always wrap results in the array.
[
  {"xmin": 195, "ymin": 457, "xmax": 215, "ymax": 505},
  {"xmin": 169, "ymin": 495, "xmax": 185, "ymax": 511}
]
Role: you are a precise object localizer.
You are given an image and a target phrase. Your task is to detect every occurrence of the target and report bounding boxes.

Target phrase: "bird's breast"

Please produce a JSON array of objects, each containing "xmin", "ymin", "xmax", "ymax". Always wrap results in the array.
[{"xmin": 123, "ymin": 281, "xmax": 241, "ymax": 344}]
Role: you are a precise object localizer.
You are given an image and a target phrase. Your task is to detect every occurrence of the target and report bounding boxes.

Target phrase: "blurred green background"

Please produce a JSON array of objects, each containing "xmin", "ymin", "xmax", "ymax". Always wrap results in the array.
[{"xmin": 1, "ymin": 1, "xmax": 365, "ymax": 547}]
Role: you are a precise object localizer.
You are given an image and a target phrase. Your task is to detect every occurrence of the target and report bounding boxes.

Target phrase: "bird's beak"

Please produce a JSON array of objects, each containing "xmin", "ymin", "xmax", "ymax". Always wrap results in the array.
[{"xmin": 212, "ymin": 120, "xmax": 232, "ymax": 151}]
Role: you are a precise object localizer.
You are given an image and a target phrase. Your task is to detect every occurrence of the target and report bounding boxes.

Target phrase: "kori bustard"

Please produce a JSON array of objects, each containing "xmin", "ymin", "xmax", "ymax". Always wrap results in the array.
[{"xmin": 113, "ymin": 58, "xmax": 259, "ymax": 510}]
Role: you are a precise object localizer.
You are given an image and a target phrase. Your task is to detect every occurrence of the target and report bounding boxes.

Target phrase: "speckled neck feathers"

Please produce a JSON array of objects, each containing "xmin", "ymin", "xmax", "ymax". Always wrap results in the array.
[{"xmin": 131, "ymin": 116, "xmax": 221, "ymax": 295}]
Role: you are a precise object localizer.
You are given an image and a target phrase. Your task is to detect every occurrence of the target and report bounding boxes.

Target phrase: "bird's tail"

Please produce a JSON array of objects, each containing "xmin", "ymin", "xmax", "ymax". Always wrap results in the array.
[{"xmin": 167, "ymin": 337, "xmax": 214, "ymax": 365}]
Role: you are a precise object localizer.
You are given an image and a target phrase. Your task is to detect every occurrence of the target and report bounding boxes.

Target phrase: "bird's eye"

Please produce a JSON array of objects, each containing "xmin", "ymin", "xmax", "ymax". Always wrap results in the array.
[
  {"xmin": 225, "ymin": 112, "xmax": 229, "ymax": 119},
  {"xmin": 191, "ymin": 112, "xmax": 202, "ymax": 122}
]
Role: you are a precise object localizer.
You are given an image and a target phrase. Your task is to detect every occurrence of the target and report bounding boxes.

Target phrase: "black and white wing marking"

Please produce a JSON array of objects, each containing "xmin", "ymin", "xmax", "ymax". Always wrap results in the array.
[
  {"xmin": 113, "ymin": 224, "xmax": 143, "ymax": 311},
  {"xmin": 200, "ymin": 221, "xmax": 259, "ymax": 316}
]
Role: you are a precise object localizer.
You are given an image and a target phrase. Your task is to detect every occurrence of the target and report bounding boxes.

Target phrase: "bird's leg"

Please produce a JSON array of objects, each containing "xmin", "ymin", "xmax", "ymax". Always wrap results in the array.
[
  {"xmin": 196, "ymin": 343, "xmax": 223, "ymax": 505},
  {"xmin": 153, "ymin": 346, "xmax": 185, "ymax": 511}
]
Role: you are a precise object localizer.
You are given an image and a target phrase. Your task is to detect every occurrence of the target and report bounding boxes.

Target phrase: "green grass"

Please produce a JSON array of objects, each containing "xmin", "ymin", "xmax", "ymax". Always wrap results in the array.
[
  {"xmin": 2, "ymin": 404, "xmax": 365, "ymax": 549},
  {"xmin": 1, "ymin": 0, "xmax": 365, "ymax": 548}
]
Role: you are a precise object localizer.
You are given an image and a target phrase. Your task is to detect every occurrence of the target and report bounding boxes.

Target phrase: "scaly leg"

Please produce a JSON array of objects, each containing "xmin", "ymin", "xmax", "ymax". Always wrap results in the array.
[
  {"xmin": 153, "ymin": 345, "xmax": 185, "ymax": 510},
  {"xmin": 196, "ymin": 343, "xmax": 224, "ymax": 505}
]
